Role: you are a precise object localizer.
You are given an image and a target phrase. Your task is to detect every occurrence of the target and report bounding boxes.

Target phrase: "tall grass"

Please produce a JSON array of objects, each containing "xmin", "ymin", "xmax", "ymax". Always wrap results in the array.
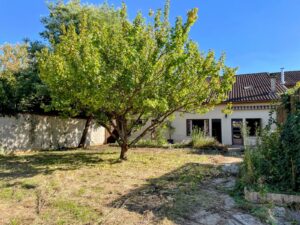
[{"xmin": 191, "ymin": 129, "xmax": 217, "ymax": 149}]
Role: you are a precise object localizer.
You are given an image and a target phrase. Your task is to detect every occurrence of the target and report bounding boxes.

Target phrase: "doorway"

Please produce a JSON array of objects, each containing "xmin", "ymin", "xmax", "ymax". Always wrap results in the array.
[
  {"xmin": 212, "ymin": 119, "xmax": 222, "ymax": 143},
  {"xmin": 232, "ymin": 119, "xmax": 243, "ymax": 145}
]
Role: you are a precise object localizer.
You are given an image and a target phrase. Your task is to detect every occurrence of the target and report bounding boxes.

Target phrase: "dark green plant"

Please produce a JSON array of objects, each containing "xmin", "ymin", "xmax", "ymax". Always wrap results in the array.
[
  {"xmin": 280, "ymin": 111, "xmax": 300, "ymax": 191},
  {"xmin": 240, "ymin": 128, "xmax": 282, "ymax": 191},
  {"xmin": 0, "ymin": 41, "xmax": 50, "ymax": 115},
  {"xmin": 240, "ymin": 89, "xmax": 300, "ymax": 192}
]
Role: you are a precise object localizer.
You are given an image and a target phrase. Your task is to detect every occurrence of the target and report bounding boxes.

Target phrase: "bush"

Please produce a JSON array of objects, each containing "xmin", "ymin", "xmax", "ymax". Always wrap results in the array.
[
  {"xmin": 280, "ymin": 112, "xmax": 300, "ymax": 191},
  {"xmin": 191, "ymin": 129, "xmax": 217, "ymax": 149},
  {"xmin": 240, "ymin": 111, "xmax": 300, "ymax": 193},
  {"xmin": 240, "ymin": 130, "xmax": 281, "ymax": 191}
]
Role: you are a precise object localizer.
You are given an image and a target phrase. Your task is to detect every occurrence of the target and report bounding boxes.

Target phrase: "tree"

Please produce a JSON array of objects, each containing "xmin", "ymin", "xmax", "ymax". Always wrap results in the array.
[
  {"xmin": 0, "ymin": 43, "xmax": 28, "ymax": 115},
  {"xmin": 41, "ymin": 0, "xmax": 120, "ymax": 44},
  {"xmin": 38, "ymin": 1, "xmax": 236, "ymax": 159},
  {"xmin": 0, "ymin": 42, "xmax": 49, "ymax": 115},
  {"xmin": 41, "ymin": 0, "xmax": 120, "ymax": 148},
  {"xmin": 16, "ymin": 41, "xmax": 50, "ymax": 113}
]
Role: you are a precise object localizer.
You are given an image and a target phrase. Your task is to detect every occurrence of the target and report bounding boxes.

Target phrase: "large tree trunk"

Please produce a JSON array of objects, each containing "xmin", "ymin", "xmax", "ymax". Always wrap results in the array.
[
  {"xmin": 78, "ymin": 116, "xmax": 93, "ymax": 148},
  {"xmin": 120, "ymin": 144, "xmax": 128, "ymax": 160}
]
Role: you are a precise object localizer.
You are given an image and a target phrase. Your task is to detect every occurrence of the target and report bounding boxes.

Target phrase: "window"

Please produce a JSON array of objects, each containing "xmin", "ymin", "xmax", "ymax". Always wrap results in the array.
[
  {"xmin": 186, "ymin": 119, "xmax": 209, "ymax": 136},
  {"xmin": 246, "ymin": 119, "xmax": 261, "ymax": 136}
]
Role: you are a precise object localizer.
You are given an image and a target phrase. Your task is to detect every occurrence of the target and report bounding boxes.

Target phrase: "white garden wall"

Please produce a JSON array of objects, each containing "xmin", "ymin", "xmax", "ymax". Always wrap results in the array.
[{"xmin": 0, "ymin": 114, "xmax": 106, "ymax": 150}]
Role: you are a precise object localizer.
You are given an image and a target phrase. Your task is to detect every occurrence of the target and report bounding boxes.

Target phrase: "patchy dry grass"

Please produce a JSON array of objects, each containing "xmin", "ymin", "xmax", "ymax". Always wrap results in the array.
[{"xmin": 0, "ymin": 147, "xmax": 241, "ymax": 225}]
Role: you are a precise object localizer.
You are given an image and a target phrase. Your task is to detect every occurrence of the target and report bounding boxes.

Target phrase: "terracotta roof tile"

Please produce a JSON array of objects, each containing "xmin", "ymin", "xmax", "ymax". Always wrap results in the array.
[
  {"xmin": 271, "ymin": 70, "xmax": 300, "ymax": 87},
  {"xmin": 226, "ymin": 70, "xmax": 300, "ymax": 103}
]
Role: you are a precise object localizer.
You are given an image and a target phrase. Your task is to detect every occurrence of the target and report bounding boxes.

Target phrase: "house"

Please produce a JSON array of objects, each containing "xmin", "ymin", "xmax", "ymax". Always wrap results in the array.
[{"xmin": 171, "ymin": 69, "xmax": 300, "ymax": 146}]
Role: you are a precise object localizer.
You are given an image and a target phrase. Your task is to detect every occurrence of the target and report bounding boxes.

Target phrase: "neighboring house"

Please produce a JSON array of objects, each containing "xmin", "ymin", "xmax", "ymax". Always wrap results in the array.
[{"xmin": 171, "ymin": 69, "xmax": 300, "ymax": 146}]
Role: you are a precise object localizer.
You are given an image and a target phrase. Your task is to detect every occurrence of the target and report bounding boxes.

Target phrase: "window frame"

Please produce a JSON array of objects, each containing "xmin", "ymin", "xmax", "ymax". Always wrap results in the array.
[
  {"xmin": 245, "ymin": 118, "xmax": 262, "ymax": 137},
  {"xmin": 186, "ymin": 119, "xmax": 210, "ymax": 136}
]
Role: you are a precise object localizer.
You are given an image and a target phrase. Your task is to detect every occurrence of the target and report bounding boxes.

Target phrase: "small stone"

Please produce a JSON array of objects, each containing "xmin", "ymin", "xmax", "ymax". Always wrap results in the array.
[
  {"xmin": 232, "ymin": 213, "xmax": 263, "ymax": 225},
  {"xmin": 190, "ymin": 210, "xmax": 208, "ymax": 220},
  {"xmin": 226, "ymin": 219, "xmax": 243, "ymax": 225},
  {"xmin": 224, "ymin": 196, "xmax": 236, "ymax": 209},
  {"xmin": 286, "ymin": 209, "xmax": 300, "ymax": 224},
  {"xmin": 222, "ymin": 164, "xmax": 240, "ymax": 175},
  {"xmin": 197, "ymin": 213, "xmax": 222, "ymax": 225},
  {"xmin": 224, "ymin": 178, "xmax": 236, "ymax": 189},
  {"xmin": 272, "ymin": 207, "xmax": 286, "ymax": 218},
  {"xmin": 212, "ymin": 178, "xmax": 226, "ymax": 185}
]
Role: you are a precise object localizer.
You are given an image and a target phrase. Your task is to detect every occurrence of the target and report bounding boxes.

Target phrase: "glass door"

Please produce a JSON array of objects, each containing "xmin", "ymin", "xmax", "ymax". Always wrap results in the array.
[{"xmin": 231, "ymin": 119, "xmax": 243, "ymax": 145}]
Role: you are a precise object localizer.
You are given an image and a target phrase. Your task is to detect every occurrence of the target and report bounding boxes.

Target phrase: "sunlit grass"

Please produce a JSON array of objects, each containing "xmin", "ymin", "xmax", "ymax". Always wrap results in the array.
[{"xmin": 0, "ymin": 147, "xmax": 240, "ymax": 225}]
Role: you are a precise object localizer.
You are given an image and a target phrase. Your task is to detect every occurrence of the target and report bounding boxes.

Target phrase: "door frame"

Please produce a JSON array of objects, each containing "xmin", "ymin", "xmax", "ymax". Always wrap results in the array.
[
  {"xmin": 231, "ymin": 118, "xmax": 243, "ymax": 146},
  {"xmin": 212, "ymin": 119, "xmax": 222, "ymax": 143}
]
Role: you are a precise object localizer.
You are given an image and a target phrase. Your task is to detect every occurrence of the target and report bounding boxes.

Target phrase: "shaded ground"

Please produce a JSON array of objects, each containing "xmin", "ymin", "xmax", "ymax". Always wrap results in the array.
[
  {"xmin": 0, "ymin": 147, "xmax": 267, "ymax": 225},
  {"xmin": 109, "ymin": 163, "xmax": 264, "ymax": 225}
]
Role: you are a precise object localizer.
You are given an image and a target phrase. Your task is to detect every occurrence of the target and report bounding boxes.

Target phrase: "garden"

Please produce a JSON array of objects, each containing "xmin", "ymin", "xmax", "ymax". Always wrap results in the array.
[
  {"xmin": 1, "ymin": 0, "xmax": 300, "ymax": 224},
  {"xmin": 0, "ymin": 147, "xmax": 243, "ymax": 225}
]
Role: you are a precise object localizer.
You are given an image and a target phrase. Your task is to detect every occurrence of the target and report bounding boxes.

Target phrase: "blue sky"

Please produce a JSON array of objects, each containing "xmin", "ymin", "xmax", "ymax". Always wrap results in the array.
[{"xmin": 0, "ymin": 0, "xmax": 300, "ymax": 74}]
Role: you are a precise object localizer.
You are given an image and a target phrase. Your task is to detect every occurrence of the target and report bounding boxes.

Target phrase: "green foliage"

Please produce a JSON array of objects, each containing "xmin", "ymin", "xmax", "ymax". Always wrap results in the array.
[
  {"xmin": 221, "ymin": 102, "xmax": 233, "ymax": 115},
  {"xmin": 135, "ymin": 123, "xmax": 168, "ymax": 147},
  {"xmin": 281, "ymin": 111, "xmax": 300, "ymax": 190},
  {"xmin": 38, "ymin": 1, "xmax": 236, "ymax": 158},
  {"xmin": 191, "ymin": 129, "xmax": 217, "ymax": 149},
  {"xmin": 0, "ymin": 43, "xmax": 28, "ymax": 114},
  {"xmin": 15, "ymin": 41, "xmax": 50, "ymax": 113},
  {"xmin": 240, "ymin": 111, "xmax": 300, "ymax": 193},
  {"xmin": 0, "ymin": 77, "xmax": 17, "ymax": 115},
  {"xmin": 0, "ymin": 42, "xmax": 49, "ymax": 115},
  {"xmin": 41, "ymin": 0, "xmax": 119, "ymax": 44}
]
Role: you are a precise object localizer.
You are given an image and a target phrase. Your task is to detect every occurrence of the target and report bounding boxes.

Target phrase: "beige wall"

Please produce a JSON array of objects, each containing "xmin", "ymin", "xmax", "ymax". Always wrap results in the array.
[
  {"xmin": 0, "ymin": 114, "xmax": 106, "ymax": 151},
  {"xmin": 171, "ymin": 103, "xmax": 277, "ymax": 145}
]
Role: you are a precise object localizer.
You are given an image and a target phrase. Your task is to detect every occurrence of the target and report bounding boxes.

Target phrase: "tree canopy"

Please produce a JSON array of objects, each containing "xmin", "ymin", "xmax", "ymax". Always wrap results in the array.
[
  {"xmin": 41, "ymin": 0, "xmax": 120, "ymax": 44},
  {"xmin": 38, "ymin": 1, "xmax": 236, "ymax": 159},
  {"xmin": 0, "ymin": 42, "xmax": 49, "ymax": 115}
]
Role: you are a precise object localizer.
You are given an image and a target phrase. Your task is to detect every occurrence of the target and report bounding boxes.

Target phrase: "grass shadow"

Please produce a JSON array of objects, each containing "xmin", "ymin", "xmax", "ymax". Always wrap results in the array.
[
  {"xmin": 108, "ymin": 162, "xmax": 221, "ymax": 224},
  {"xmin": 0, "ymin": 150, "xmax": 111, "ymax": 180},
  {"xmin": 188, "ymin": 148, "xmax": 244, "ymax": 159}
]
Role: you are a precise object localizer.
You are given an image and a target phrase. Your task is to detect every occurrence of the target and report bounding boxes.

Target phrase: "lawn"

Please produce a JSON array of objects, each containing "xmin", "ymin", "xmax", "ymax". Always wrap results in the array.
[{"xmin": 0, "ymin": 147, "xmax": 241, "ymax": 225}]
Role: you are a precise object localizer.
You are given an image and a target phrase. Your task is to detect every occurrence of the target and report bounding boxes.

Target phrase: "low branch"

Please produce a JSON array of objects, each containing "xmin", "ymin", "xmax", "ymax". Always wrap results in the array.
[
  {"xmin": 129, "ymin": 106, "xmax": 183, "ymax": 146},
  {"xmin": 99, "ymin": 121, "xmax": 121, "ymax": 146}
]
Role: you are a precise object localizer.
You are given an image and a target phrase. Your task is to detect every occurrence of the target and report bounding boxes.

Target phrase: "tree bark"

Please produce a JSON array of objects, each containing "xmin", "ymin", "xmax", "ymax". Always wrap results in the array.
[
  {"xmin": 78, "ymin": 116, "xmax": 93, "ymax": 148},
  {"xmin": 120, "ymin": 144, "xmax": 128, "ymax": 160}
]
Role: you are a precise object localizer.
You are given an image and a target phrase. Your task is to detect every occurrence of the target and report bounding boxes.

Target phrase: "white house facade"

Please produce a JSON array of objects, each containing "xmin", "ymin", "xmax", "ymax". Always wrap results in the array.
[
  {"xmin": 171, "ymin": 103, "xmax": 275, "ymax": 146},
  {"xmin": 169, "ymin": 69, "xmax": 300, "ymax": 146}
]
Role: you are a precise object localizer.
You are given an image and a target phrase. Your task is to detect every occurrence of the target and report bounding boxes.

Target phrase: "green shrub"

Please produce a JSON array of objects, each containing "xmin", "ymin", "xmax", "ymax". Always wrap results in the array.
[
  {"xmin": 191, "ymin": 129, "xmax": 217, "ymax": 149},
  {"xmin": 280, "ymin": 112, "xmax": 300, "ymax": 191},
  {"xmin": 240, "ymin": 111, "xmax": 300, "ymax": 193},
  {"xmin": 135, "ymin": 126, "xmax": 168, "ymax": 147}
]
